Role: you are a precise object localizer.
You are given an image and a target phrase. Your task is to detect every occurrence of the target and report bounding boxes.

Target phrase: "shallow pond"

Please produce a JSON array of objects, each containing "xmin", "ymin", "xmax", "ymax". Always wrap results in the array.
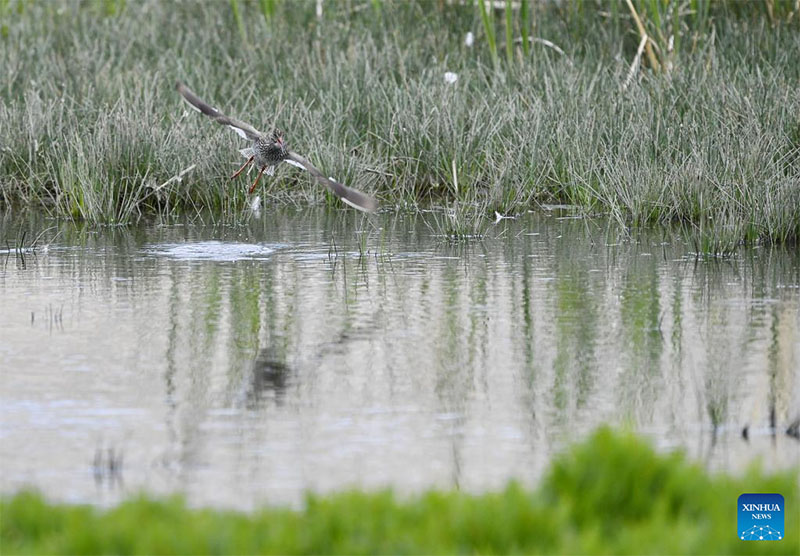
[{"xmin": 1, "ymin": 209, "xmax": 798, "ymax": 509}]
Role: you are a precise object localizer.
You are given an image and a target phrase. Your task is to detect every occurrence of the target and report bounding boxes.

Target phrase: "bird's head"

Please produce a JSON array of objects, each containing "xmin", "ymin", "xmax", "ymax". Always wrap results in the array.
[{"xmin": 271, "ymin": 128, "xmax": 286, "ymax": 153}]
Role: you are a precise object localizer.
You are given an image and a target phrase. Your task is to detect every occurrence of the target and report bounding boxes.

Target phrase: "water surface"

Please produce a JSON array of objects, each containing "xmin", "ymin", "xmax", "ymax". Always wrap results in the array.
[{"xmin": 1, "ymin": 209, "xmax": 798, "ymax": 509}]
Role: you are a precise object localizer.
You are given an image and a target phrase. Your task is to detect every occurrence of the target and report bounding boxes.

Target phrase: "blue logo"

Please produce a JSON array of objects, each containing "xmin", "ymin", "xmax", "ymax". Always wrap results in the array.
[{"xmin": 738, "ymin": 493, "xmax": 784, "ymax": 541}]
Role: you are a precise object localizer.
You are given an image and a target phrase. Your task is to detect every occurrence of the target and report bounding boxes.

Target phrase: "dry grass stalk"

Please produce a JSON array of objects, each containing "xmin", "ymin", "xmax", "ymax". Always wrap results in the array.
[
  {"xmin": 623, "ymin": 34, "xmax": 648, "ymax": 91},
  {"xmin": 624, "ymin": 0, "xmax": 661, "ymax": 73}
]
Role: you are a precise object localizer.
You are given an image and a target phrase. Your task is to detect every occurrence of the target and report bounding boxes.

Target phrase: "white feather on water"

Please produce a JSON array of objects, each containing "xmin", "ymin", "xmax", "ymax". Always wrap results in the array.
[{"xmin": 494, "ymin": 211, "xmax": 515, "ymax": 224}]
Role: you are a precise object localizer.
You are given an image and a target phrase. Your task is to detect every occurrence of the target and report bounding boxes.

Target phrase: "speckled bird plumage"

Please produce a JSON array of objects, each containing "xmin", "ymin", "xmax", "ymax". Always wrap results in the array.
[
  {"xmin": 249, "ymin": 129, "xmax": 286, "ymax": 168},
  {"xmin": 176, "ymin": 82, "xmax": 377, "ymax": 212}
]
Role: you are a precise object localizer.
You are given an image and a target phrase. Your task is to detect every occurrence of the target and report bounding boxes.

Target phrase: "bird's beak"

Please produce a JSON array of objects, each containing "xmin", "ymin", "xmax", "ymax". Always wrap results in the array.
[{"xmin": 277, "ymin": 136, "xmax": 285, "ymax": 149}]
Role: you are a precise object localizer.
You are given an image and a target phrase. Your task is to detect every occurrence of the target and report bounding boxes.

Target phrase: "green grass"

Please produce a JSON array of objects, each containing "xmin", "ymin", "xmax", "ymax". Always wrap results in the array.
[
  {"xmin": 2, "ymin": 428, "xmax": 798, "ymax": 554},
  {"xmin": 0, "ymin": 1, "xmax": 798, "ymax": 246}
]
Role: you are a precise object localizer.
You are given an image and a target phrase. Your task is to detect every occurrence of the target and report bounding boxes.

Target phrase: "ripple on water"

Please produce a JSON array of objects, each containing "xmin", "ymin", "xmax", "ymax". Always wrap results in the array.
[{"xmin": 146, "ymin": 241, "xmax": 282, "ymax": 262}]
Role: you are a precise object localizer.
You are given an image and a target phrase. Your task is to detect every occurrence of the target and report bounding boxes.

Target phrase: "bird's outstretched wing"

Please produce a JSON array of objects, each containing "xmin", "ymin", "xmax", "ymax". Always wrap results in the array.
[
  {"xmin": 286, "ymin": 151, "xmax": 378, "ymax": 213},
  {"xmin": 176, "ymin": 82, "xmax": 264, "ymax": 142}
]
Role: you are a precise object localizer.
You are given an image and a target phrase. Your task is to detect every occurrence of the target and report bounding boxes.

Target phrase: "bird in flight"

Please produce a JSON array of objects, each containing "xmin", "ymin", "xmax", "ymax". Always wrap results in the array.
[{"xmin": 176, "ymin": 82, "xmax": 378, "ymax": 212}]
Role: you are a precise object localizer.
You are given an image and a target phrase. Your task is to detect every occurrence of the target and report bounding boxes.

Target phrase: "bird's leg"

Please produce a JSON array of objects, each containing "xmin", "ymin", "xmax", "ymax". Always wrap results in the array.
[
  {"xmin": 231, "ymin": 155, "xmax": 255, "ymax": 180},
  {"xmin": 248, "ymin": 166, "xmax": 267, "ymax": 195}
]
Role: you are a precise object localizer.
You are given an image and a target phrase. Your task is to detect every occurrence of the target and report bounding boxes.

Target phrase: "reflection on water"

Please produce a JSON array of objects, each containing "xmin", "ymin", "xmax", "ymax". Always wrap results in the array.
[
  {"xmin": 0, "ymin": 210, "xmax": 798, "ymax": 509},
  {"xmin": 241, "ymin": 347, "xmax": 293, "ymax": 407}
]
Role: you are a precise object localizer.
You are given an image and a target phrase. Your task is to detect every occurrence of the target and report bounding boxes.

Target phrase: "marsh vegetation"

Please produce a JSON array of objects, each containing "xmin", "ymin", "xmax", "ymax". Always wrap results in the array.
[
  {"xmin": 2, "ymin": 428, "xmax": 798, "ymax": 554},
  {"xmin": 1, "ymin": 0, "xmax": 798, "ymax": 247}
]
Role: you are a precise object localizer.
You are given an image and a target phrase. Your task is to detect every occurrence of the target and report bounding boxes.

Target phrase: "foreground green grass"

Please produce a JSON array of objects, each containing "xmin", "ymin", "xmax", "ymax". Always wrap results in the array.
[
  {"xmin": 2, "ymin": 428, "xmax": 797, "ymax": 555},
  {"xmin": 1, "ymin": 1, "xmax": 799, "ymax": 246}
]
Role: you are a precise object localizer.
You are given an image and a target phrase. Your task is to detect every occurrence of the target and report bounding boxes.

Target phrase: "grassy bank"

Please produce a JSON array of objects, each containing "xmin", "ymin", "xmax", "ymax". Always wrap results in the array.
[
  {"xmin": 1, "ymin": 1, "xmax": 798, "ymax": 245},
  {"xmin": 2, "ymin": 428, "xmax": 798, "ymax": 555}
]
